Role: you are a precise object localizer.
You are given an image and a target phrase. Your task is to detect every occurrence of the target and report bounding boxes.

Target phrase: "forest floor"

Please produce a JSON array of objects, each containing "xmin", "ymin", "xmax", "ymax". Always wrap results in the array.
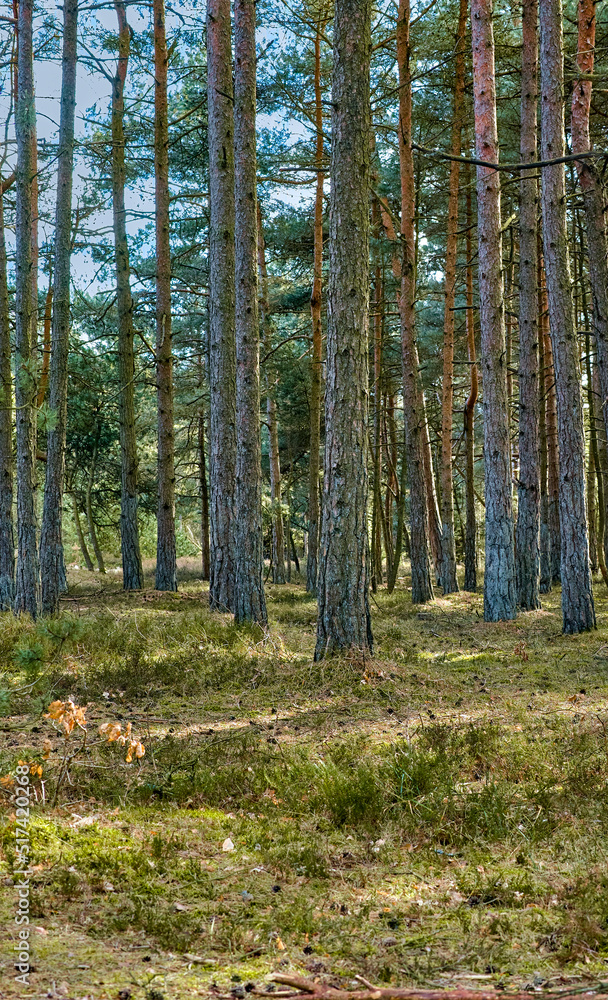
[{"xmin": 1, "ymin": 559, "xmax": 608, "ymax": 1000}]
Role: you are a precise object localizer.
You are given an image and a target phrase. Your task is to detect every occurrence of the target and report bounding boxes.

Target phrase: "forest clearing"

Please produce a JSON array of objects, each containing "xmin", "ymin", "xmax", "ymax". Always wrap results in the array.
[{"xmin": 1, "ymin": 565, "xmax": 608, "ymax": 997}]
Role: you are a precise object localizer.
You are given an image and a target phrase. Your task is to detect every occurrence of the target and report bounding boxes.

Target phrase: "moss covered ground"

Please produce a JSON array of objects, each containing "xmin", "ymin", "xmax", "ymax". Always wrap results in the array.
[{"xmin": 1, "ymin": 559, "xmax": 608, "ymax": 999}]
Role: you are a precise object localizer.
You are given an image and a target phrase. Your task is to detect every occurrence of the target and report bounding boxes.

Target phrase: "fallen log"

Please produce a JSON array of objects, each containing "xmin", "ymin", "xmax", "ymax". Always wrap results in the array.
[{"xmin": 264, "ymin": 974, "xmax": 608, "ymax": 1000}]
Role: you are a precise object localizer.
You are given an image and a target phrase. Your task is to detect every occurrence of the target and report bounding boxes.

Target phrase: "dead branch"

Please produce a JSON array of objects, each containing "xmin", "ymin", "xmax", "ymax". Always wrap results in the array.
[{"xmin": 269, "ymin": 974, "xmax": 608, "ymax": 1000}]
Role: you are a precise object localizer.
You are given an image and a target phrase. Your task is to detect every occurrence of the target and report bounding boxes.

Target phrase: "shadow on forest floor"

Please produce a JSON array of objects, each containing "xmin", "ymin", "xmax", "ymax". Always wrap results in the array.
[{"xmin": 1, "ymin": 563, "xmax": 608, "ymax": 998}]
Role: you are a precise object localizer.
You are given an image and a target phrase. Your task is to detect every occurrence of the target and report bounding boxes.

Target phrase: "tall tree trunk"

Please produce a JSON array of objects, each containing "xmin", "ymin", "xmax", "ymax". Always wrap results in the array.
[
  {"xmin": 154, "ymin": 0, "xmax": 177, "ymax": 592},
  {"xmin": 258, "ymin": 205, "xmax": 285, "ymax": 585},
  {"xmin": 0, "ymin": 177, "xmax": 15, "ymax": 611},
  {"xmin": 463, "ymin": 167, "xmax": 478, "ymax": 592},
  {"xmin": 306, "ymin": 16, "xmax": 326, "ymax": 596},
  {"xmin": 112, "ymin": 1, "xmax": 143, "ymax": 591},
  {"xmin": 198, "ymin": 406, "xmax": 210, "ymax": 581},
  {"xmin": 315, "ymin": 0, "xmax": 372, "ymax": 658},
  {"xmin": 440, "ymin": 0, "xmax": 467, "ymax": 595},
  {"xmin": 515, "ymin": 0, "xmax": 541, "ymax": 610},
  {"xmin": 39, "ymin": 0, "xmax": 78, "ymax": 615},
  {"xmin": 571, "ymin": 0, "xmax": 608, "ymax": 557},
  {"xmin": 233, "ymin": 0, "xmax": 267, "ymax": 625},
  {"xmin": 542, "ymin": 306, "xmax": 561, "ymax": 583},
  {"xmin": 371, "ymin": 199, "xmax": 384, "ymax": 591},
  {"xmin": 36, "ymin": 271, "xmax": 53, "ymax": 408},
  {"xmin": 207, "ymin": 0, "xmax": 236, "ymax": 612},
  {"xmin": 539, "ymin": 0, "xmax": 595, "ymax": 632},
  {"xmin": 592, "ymin": 361, "xmax": 608, "ymax": 578},
  {"xmin": 538, "ymin": 259, "xmax": 552, "ymax": 593},
  {"xmin": 471, "ymin": 0, "xmax": 516, "ymax": 621},
  {"xmin": 14, "ymin": 0, "xmax": 40, "ymax": 617},
  {"xmin": 86, "ymin": 435, "xmax": 105, "ymax": 575},
  {"xmin": 397, "ymin": 0, "xmax": 433, "ymax": 604}
]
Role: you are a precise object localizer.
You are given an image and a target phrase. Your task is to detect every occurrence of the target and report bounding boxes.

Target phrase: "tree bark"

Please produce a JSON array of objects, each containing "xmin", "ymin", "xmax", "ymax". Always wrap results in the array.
[
  {"xmin": 371, "ymin": 199, "xmax": 384, "ymax": 591},
  {"xmin": 315, "ymin": 0, "xmax": 373, "ymax": 658},
  {"xmin": 306, "ymin": 16, "xmax": 326, "ymax": 596},
  {"xmin": 539, "ymin": 0, "xmax": 595, "ymax": 632},
  {"xmin": 112, "ymin": 1, "xmax": 143, "ymax": 591},
  {"xmin": 538, "ymin": 260, "xmax": 552, "ymax": 593},
  {"xmin": 397, "ymin": 0, "xmax": 434, "ymax": 605},
  {"xmin": 515, "ymin": 0, "xmax": 541, "ymax": 611},
  {"xmin": 542, "ymin": 306, "xmax": 561, "ymax": 584},
  {"xmin": 154, "ymin": 0, "xmax": 177, "ymax": 592},
  {"xmin": 36, "ymin": 273, "xmax": 53, "ymax": 408},
  {"xmin": 258, "ymin": 205, "xmax": 285, "ymax": 585},
  {"xmin": 471, "ymin": 0, "xmax": 516, "ymax": 621},
  {"xmin": 14, "ymin": 0, "xmax": 40, "ymax": 617},
  {"xmin": 440, "ymin": 0, "xmax": 467, "ymax": 595},
  {"xmin": 0, "ymin": 178, "xmax": 14, "ymax": 611},
  {"xmin": 463, "ymin": 167, "xmax": 478, "ymax": 592},
  {"xmin": 233, "ymin": 0, "xmax": 267, "ymax": 625},
  {"xmin": 39, "ymin": 0, "xmax": 78, "ymax": 615},
  {"xmin": 207, "ymin": 0, "xmax": 236, "ymax": 612},
  {"xmin": 198, "ymin": 406, "xmax": 210, "ymax": 581}
]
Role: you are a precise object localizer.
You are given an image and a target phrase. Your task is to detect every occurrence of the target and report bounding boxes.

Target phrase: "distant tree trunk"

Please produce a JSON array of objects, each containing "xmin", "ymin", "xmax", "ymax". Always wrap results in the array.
[
  {"xmin": 592, "ymin": 361, "xmax": 608, "ymax": 579},
  {"xmin": 71, "ymin": 492, "xmax": 93, "ymax": 572},
  {"xmin": 586, "ymin": 336, "xmax": 608, "ymax": 582},
  {"xmin": 397, "ymin": 0, "xmax": 433, "ymax": 604},
  {"xmin": 258, "ymin": 205, "xmax": 285, "ymax": 585},
  {"xmin": 154, "ymin": 0, "xmax": 177, "ymax": 592},
  {"xmin": 112, "ymin": 1, "xmax": 143, "ymax": 591},
  {"xmin": 538, "ymin": 261, "xmax": 552, "ymax": 593},
  {"xmin": 315, "ymin": 0, "xmax": 372, "ymax": 658},
  {"xmin": 440, "ymin": 0, "xmax": 467, "ymax": 595},
  {"xmin": 207, "ymin": 0, "xmax": 236, "ymax": 612},
  {"xmin": 14, "ymin": 0, "xmax": 40, "ymax": 617},
  {"xmin": 306, "ymin": 16, "xmax": 326, "ymax": 596},
  {"xmin": 39, "ymin": 0, "xmax": 78, "ymax": 615},
  {"xmin": 571, "ymin": 0, "xmax": 608, "ymax": 563},
  {"xmin": 0, "ymin": 177, "xmax": 14, "ymax": 611},
  {"xmin": 471, "ymin": 0, "xmax": 516, "ymax": 621},
  {"xmin": 233, "ymin": 0, "xmax": 267, "ymax": 625},
  {"xmin": 86, "ymin": 437, "xmax": 106, "ymax": 574},
  {"xmin": 36, "ymin": 272, "xmax": 53, "ymax": 408},
  {"xmin": 539, "ymin": 0, "xmax": 595, "ymax": 632},
  {"xmin": 463, "ymin": 167, "xmax": 478, "ymax": 592},
  {"xmin": 198, "ymin": 408, "xmax": 210, "ymax": 581},
  {"xmin": 515, "ymin": 0, "xmax": 541, "ymax": 611}
]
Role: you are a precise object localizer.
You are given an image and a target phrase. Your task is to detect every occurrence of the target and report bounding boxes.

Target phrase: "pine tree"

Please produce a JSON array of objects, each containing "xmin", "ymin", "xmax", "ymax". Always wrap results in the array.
[
  {"xmin": 40, "ymin": 0, "xmax": 78, "ymax": 615},
  {"xmin": 471, "ymin": 0, "xmax": 516, "ymax": 621},
  {"xmin": 207, "ymin": 0, "xmax": 237, "ymax": 613},
  {"xmin": 539, "ymin": 0, "xmax": 595, "ymax": 632},
  {"xmin": 315, "ymin": 0, "xmax": 373, "ymax": 657}
]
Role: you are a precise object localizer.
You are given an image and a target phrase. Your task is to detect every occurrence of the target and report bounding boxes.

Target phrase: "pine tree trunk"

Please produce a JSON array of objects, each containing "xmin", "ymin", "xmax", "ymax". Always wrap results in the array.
[
  {"xmin": 233, "ymin": 0, "xmax": 267, "ymax": 625},
  {"xmin": 198, "ymin": 407, "xmax": 210, "ymax": 581},
  {"xmin": 14, "ymin": 0, "xmax": 40, "ymax": 617},
  {"xmin": 471, "ymin": 0, "xmax": 516, "ymax": 621},
  {"xmin": 538, "ymin": 265, "xmax": 552, "ymax": 593},
  {"xmin": 463, "ymin": 169, "xmax": 478, "ymax": 592},
  {"xmin": 397, "ymin": 0, "xmax": 434, "ymax": 604},
  {"xmin": 71, "ymin": 492, "xmax": 94, "ymax": 572},
  {"xmin": 315, "ymin": 0, "xmax": 373, "ymax": 658},
  {"xmin": 39, "ymin": 0, "xmax": 78, "ymax": 615},
  {"xmin": 571, "ymin": 0, "xmax": 608, "ymax": 562},
  {"xmin": 112, "ymin": 1, "xmax": 143, "ymax": 591},
  {"xmin": 539, "ymin": 0, "xmax": 595, "ymax": 632},
  {"xmin": 154, "ymin": 0, "xmax": 177, "ymax": 592},
  {"xmin": 542, "ymin": 311, "xmax": 561, "ymax": 583},
  {"xmin": 515, "ymin": 0, "xmax": 541, "ymax": 610},
  {"xmin": 371, "ymin": 200, "xmax": 384, "ymax": 590},
  {"xmin": 0, "ymin": 177, "xmax": 14, "ymax": 611},
  {"xmin": 36, "ymin": 274, "xmax": 53, "ymax": 408},
  {"xmin": 440, "ymin": 0, "xmax": 467, "ymax": 595},
  {"xmin": 86, "ymin": 437, "xmax": 105, "ymax": 574},
  {"xmin": 306, "ymin": 18, "xmax": 325, "ymax": 596},
  {"xmin": 207, "ymin": 0, "xmax": 236, "ymax": 612},
  {"xmin": 258, "ymin": 206, "xmax": 285, "ymax": 585},
  {"xmin": 592, "ymin": 361, "xmax": 608, "ymax": 578}
]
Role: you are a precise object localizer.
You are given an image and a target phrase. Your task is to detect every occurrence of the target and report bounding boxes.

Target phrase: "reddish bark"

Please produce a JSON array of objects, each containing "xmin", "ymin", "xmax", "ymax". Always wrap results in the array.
[{"xmin": 463, "ymin": 169, "xmax": 478, "ymax": 592}]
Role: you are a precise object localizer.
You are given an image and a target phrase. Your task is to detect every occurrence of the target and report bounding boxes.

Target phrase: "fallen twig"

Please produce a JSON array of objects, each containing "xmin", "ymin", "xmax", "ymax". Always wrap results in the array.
[{"xmin": 269, "ymin": 974, "xmax": 608, "ymax": 1000}]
